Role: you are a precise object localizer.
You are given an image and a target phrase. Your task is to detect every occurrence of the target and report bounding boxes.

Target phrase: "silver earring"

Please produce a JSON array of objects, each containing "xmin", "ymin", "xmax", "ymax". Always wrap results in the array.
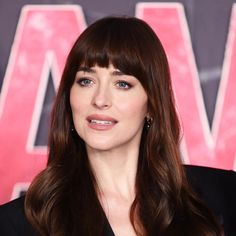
[
  {"xmin": 146, "ymin": 116, "xmax": 153, "ymax": 129},
  {"xmin": 71, "ymin": 124, "xmax": 75, "ymax": 132}
]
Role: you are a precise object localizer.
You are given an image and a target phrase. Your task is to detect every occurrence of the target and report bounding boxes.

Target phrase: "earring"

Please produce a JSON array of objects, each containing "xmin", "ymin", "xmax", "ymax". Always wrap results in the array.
[
  {"xmin": 146, "ymin": 116, "xmax": 153, "ymax": 129},
  {"xmin": 71, "ymin": 124, "xmax": 75, "ymax": 132}
]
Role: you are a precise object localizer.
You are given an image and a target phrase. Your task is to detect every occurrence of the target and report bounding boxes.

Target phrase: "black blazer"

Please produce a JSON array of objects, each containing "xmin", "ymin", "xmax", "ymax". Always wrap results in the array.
[
  {"xmin": 0, "ymin": 196, "xmax": 114, "ymax": 236},
  {"xmin": 184, "ymin": 165, "xmax": 236, "ymax": 236},
  {"xmin": 0, "ymin": 165, "xmax": 235, "ymax": 236}
]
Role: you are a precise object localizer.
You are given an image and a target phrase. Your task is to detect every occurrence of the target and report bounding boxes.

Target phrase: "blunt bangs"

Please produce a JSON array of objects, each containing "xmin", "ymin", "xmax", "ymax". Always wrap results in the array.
[{"xmin": 74, "ymin": 17, "xmax": 152, "ymax": 86}]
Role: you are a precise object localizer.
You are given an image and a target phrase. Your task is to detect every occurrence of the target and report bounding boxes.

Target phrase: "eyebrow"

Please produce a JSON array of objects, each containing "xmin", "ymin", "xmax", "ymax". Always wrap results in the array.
[
  {"xmin": 77, "ymin": 67, "xmax": 96, "ymax": 73},
  {"xmin": 112, "ymin": 70, "xmax": 125, "ymax": 76},
  {"xmin": 77, "ymin": 67, "xmax": 126, "ymax": 76}
]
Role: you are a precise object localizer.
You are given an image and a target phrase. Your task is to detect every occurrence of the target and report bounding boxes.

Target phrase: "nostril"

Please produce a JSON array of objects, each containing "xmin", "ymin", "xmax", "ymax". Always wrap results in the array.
[{"xmin": 92, "ymin": 96, "xmax": 111, "ymax": 109}]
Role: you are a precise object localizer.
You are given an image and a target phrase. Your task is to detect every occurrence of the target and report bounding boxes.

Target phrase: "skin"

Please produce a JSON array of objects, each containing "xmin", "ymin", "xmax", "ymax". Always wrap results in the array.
[{"xmin": 70, "ymin": 64, "xmax": 148, "ymax": 236}]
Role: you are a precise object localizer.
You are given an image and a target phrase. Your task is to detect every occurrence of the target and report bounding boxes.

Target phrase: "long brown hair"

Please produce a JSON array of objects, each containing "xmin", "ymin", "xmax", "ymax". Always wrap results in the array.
[{"xmin": 25, "ymin": 17, "xmax": 223, "ymax": 236}]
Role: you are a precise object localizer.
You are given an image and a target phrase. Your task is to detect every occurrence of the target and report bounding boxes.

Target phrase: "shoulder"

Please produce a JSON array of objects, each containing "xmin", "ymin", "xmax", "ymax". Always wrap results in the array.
[
  {"xmin": 184, "ymin": 164, "xmax": 236, "ymax": 200},
  {"xmin": 0, "ymin": 196, "xmax": 36, "ymax": 236},
  {"xmin": 184, "ymin": 165, "xmax": 236, "ymax": 236},
  {"xmin": 184, "ymin": 164, "xmax": 236, "ymax": 181}
]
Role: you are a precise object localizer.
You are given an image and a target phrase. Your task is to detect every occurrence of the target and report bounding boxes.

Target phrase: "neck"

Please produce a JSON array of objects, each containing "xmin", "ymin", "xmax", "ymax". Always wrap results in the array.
[{"xmin": 87, "ymin": 145, "xmax": 139, "ymax": 200}]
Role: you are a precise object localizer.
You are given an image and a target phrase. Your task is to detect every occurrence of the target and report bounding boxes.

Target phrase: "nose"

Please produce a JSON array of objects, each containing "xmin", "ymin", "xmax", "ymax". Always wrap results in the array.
[{"xmin": 92, "ymin": 84, "xmax": 112, "ymax": 109}]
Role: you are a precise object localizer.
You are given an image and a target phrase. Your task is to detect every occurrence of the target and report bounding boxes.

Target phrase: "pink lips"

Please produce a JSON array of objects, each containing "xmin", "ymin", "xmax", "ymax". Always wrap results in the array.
[{"xmin": 86, "ymin": 114, "xmax": 118, "ymax": 131}]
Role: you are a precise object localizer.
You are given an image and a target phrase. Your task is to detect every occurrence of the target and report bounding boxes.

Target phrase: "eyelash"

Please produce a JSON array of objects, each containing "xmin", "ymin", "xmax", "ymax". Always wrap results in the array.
[
  {"xmin": 76, "ymin": 78, "xmax": 132, "ymax": 90},
  {"xmin": 76, "ymin": 78, "xmax": 93, "ymax": 87},
  {"xmin": 115, "ymin": 80, "xmax": 132, "ymax": 89}
]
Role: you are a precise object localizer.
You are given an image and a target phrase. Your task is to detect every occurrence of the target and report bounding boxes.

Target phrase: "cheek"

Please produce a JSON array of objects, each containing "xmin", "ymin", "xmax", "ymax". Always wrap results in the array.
[
  {"xmin": 70, "ymin": 87, "xmax": 88, "ymax": 115},
  {"xmin": 118, "ymin": 96, "xmax": 148, "ymax": 120},
  {"xmin": 70, "ymin": 94, "xmax": 86, "ymax": 130},
  {"xmin": 70, "ymin": 90, "xmax": 88, "ymax": 137}
]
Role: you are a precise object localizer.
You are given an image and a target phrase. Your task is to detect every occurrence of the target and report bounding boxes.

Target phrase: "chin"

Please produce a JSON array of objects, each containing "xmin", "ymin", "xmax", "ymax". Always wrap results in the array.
[{"xmin": 86, "ymin": 142, "xmax": 114, "ymax": 152}]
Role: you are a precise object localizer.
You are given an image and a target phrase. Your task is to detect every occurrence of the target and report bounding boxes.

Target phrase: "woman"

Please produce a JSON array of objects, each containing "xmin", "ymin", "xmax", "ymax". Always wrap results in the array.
[{"xmin": 0, "ymin": 17, "xmax": 222, "ymax": 235}]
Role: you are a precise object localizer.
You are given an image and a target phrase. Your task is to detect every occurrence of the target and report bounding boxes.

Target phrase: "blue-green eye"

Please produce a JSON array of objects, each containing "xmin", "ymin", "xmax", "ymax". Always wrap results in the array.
[
  {"xmin": 116, "ymin": 81, "xmax": 132, "ymax": 89},
  {"xmin": 77, "ymin": 78, "xmax": 93, "ymax": 87}
]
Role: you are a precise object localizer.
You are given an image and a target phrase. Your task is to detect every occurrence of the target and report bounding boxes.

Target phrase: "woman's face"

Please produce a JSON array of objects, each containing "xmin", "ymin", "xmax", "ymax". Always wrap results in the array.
[{"xmin": 70, "ymin": 64, "xmax": 148, "ymax": 152}]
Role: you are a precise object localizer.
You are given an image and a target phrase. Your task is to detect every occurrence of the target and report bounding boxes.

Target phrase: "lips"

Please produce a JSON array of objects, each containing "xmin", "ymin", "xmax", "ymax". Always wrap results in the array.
[{"xmin": 86, "ymin": 114, "xmax": 117, "ymax": 130}]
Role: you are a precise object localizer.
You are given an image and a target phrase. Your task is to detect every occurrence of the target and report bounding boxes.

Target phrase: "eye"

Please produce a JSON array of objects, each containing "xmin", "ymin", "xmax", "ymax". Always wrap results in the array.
[
  {"xmin": 76, "ymin": 78, "xmax": 93, "ymax": 87},
  {"xmin": 116, "ymin": 80, "xmax": 132, "ymax": 89}
]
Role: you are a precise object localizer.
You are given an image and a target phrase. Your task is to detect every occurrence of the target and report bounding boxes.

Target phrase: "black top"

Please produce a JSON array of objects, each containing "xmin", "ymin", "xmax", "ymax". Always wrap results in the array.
[
  {"xmin": 0, "ymin": 197, "xmax": 36, "ymax": 236},
  {"xmin": 0, "ymin": 165, "xmax": 236, "ymax": 236},
  {"xmin": 0, "ymin": 196, "xmax": 115, "ymax": 236}
]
